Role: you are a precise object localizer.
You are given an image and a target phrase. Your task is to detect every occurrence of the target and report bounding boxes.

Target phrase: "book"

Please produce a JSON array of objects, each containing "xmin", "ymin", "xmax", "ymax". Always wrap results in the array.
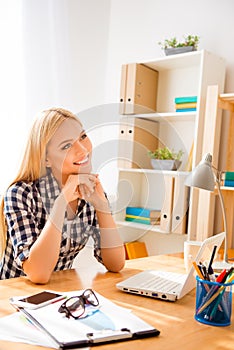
[
  {"xmin": 126, "ymin": 206, "xmax": 160, "ymax": 218},
  {"xmin": 225, "ymin": 172, "xmax": 234, "ymax": 181},
  {"xmin": 125, "ymin": 217, "xmax": 151, "ymax": 225},
  {"xmin": 125, "ymin": 214, "xmax": 160, "ymax": 225},
  {"xmin": 175, "ymin": 96, "xmax": 197, "ymax": 104},
  {"xmin": 126, "ymin": 214, "xmax": 150, "ymax": 221},
  {"xmin": 175, "ymin": 102, "xmax": 197, "ymax": 109},
  {"xmin": 224, "ymin": 179, "xmax": 234, "ymax": 187},
  {"xmin": 176, "ymin": 108, "xmax": 196, "ymax": 112}
]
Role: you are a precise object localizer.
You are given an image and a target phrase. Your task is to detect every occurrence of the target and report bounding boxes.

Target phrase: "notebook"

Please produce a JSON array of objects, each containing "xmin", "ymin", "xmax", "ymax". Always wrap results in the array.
[{"xmin": 116, "ymin": 232, "xmax": 225, "ymax": 301}]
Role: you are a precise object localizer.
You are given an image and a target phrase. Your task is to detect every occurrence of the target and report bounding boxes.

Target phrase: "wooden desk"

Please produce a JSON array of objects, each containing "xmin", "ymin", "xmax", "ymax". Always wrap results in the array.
[{"xmin": 0, "ymin": 254, "xmax": 234, "ymax": 350}]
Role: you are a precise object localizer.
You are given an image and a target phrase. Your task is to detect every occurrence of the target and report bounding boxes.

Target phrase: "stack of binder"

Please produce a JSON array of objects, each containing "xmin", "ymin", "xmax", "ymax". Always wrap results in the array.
[
  {"xmin": 118, "ymin": 117, "xmax": 159, "ymax": 169},
  {"xmin": 119, "ymin": 63, "xmax": 159, "ymax": 114},
  {"xmin": 160, "ymin": 175, "xmax": 189, "ymax": 234}
]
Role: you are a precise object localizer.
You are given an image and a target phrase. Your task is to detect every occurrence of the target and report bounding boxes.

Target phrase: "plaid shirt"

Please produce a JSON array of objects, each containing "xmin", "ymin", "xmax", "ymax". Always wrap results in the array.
[{"xmin": 0, "ymin": 171, "xmax": 102, "ymax": 279}]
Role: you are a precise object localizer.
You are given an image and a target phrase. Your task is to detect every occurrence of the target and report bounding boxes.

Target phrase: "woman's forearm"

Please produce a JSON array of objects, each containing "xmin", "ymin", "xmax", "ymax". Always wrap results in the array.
[
  {"xmin": 23, "ymin": 194, "xmax": 67, "ymax": 283},
  {"xmin": 96, "ymin": 209, "xmax": 125, "ymax": 272}
]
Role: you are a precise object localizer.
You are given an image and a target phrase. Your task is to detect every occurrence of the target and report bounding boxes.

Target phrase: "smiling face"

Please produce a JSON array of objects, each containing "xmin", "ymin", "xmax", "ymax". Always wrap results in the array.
[{"xmin": 46, "ymin": 118, "xmax": 92, "ymax": 186}]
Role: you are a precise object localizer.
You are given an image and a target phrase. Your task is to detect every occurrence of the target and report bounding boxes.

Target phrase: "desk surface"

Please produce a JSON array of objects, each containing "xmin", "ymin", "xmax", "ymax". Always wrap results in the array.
[{"xmin": 0, "ymin": 254, "xmax": 233, "ymax": 350}]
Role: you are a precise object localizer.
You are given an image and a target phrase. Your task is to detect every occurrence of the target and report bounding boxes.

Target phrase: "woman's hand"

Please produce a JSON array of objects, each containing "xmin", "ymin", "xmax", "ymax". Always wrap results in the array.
[
  {"xmin": 79, "ymin": 176, "xmax": 109, "ymax": 212},
  {"xmin": 61, "ymin": 174, "xmax": 97, "ymax": 203}
]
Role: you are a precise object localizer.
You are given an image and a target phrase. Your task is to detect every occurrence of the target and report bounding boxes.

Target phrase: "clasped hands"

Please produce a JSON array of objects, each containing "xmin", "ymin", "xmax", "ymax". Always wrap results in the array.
[
  {"xmin": 77, "ymin": 173, "xmax": 98, "ymax": 198},
  {"xmin": 62, "ymin": 173, "xmax": 108, "ymax": 211}
]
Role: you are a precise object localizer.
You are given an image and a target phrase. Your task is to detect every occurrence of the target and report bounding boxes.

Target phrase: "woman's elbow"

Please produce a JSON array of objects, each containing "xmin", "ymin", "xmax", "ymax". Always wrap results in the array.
[
  {"xmin": 108, "ymin": 259, "xmax": 125, "ymax": 273},
  {"xmin": 27, "ymin": 273, "xmax": 51, "ymax": 284},
  {"xmin": 23, "ymin": 265, "xmax": 52, "ymax": 284},
  {"xmin": 103, "ymin": 247, "xmax": 126, "ymax": 272}
]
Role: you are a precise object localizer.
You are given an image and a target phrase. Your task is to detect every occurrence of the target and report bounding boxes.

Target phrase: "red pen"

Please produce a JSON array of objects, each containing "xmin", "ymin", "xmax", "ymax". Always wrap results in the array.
[
  {"xmin": 219, "ymin": 267, "xmax": 234, "ymax": 283},
  {"xmin": 215, "ymin": 269, "xmax": 226, "ymax": 283}
]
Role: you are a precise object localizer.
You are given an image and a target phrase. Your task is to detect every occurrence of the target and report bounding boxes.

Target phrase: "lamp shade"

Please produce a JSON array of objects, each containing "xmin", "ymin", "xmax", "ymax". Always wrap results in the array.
[{"xmin": 185, "ymin": 153, "xmax": 215, "ymax": 191}]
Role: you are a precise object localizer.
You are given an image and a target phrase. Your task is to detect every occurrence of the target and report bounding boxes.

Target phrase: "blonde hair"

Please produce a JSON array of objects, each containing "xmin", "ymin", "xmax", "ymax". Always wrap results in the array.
[{"xmin": 0, "ymin": 108, "xmax": 81, "ymax": 259}]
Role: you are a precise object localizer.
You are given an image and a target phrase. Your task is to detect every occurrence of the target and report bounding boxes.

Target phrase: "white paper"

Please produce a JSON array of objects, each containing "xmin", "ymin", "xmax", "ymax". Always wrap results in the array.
[
  {"xmin": 0, "ymin": 290, "xmax": 155, "ymax": 348},
  {"xmin": 0, "ymin": 312, "xmax": 57, "ymax": 348}
]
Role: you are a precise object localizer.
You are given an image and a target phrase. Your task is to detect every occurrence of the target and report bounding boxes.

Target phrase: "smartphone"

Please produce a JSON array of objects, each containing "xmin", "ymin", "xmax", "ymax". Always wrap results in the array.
[{"xmin": 10, "ymin": 290, "xmax": 65, "ymax": 310}]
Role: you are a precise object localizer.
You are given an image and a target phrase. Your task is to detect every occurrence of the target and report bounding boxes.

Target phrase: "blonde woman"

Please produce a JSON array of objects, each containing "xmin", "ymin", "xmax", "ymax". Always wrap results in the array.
[{"xmin": 0, "ymin": 108, "xmax": 125, "ymax": 283}]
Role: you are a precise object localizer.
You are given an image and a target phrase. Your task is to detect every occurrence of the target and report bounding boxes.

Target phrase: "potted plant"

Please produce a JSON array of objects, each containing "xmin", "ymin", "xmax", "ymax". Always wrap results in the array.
[
  {"xmin": 158, "ymin": 35, "xmax": 200, "ymax": 56},
  {"xmin": 148, "ymin": 146, "xmax": 184, "ymax": 170}
]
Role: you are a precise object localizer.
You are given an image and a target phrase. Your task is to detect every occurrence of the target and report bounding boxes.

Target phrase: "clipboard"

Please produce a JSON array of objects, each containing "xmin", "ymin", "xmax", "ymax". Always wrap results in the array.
[{"xmin": 13, "ymin": 291, "xmax": 160, "ymax": 349}]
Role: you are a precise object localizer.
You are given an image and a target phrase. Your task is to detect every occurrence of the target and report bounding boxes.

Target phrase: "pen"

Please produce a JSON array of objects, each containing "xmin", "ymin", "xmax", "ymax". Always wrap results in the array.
[
  {"xmin": 207, "ymin": 245, "xmax": 217, "ymax": 275},
  {"xmin": 196, "ymin": 269, "xmax": 226, "ymax": 313},
  {"xmin": 216, "ymin": 269, "xmax": 227, "ymax": 283},
  {"xmin": 193, "ymin": 262, "xmax": 205, "ymax": 280},
  {"xmin": 196, "ymin": 274, "xmax": 234, "ymax": 315},
  {"xmin": 221, "ymin": 267, "xmax": 234, "ymax": 283},
  {"xmin": 209, "ymin": 289, "xmax": 225, "ymax": 321}
]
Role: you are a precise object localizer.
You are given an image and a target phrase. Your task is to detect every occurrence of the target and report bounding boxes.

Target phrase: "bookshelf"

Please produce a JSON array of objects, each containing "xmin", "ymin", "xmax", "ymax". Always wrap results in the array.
[
  {"xmin": 115, "ymin": 50, "xmax": 226, "ymax": 255},
  {"xmin": 199, "ymin": 89, "xmax": 234, "ymax": 248}
]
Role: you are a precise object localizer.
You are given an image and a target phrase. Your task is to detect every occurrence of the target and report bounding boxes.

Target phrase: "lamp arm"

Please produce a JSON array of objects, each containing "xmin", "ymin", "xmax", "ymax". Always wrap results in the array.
[{"xmin": 216, "ymin": 173, "xmax": 228, "ymax": 263}]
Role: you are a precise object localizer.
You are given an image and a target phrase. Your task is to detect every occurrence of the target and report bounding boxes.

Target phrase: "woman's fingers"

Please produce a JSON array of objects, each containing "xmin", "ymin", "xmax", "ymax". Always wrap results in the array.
[
  {"xmin": 78, "ymin": 174, "xmax": 97, "ymax": 193},
  {"xmin": 62, "ymin": 174, "xmax": 99, "ymax": 201}
]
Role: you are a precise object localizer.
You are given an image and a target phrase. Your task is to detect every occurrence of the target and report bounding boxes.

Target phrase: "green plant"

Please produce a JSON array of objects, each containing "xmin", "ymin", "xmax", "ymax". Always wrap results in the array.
[
  {"xmin": 158, "ymin": 35, "xmax": 200, "ymax": 50},
  {"xmin": 148, "ymin": 146, "xmax": 184, "ymax": 160}
]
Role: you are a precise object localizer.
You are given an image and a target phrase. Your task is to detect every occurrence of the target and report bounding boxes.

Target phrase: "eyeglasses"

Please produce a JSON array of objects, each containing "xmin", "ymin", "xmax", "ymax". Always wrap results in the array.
[{"xmin": 58, "ymin": 289, "xmax": 99, "ymax": 319}]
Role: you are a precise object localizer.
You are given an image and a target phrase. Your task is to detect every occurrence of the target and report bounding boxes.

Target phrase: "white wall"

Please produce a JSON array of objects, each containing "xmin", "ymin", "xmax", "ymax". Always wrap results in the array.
[
  {"xmin": 22, "ymin": 0, "xmax": 110, "ymax": 119},
  {"xmin": 0, "ymin": 0, "xmax": 111, "ymax": 193},
  {"xmin": 105, "ymin": 0, "xmax": 234, "ymax": 106}
]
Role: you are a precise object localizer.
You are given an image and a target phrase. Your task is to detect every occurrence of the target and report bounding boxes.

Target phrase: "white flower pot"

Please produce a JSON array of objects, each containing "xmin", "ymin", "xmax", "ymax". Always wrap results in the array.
[
  {"xmin": 150, "ymin": 159, "xmax": 182, "ymax": 170},
  {"xmin": 164, "ymin": 46, "xmax": 196, "ymax": 56}
]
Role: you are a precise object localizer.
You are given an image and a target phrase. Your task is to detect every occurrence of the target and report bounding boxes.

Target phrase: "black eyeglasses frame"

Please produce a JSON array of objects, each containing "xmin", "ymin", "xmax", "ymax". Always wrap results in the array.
[{"xmin": 58, "ymin": 289, "xmax": 99, "ymax": 320}]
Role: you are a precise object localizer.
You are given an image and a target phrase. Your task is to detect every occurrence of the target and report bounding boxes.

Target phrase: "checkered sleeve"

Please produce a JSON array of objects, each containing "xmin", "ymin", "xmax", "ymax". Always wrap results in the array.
[{"xmin": 4, "ymin": 182, "xmax": 44, "ymax": 269}]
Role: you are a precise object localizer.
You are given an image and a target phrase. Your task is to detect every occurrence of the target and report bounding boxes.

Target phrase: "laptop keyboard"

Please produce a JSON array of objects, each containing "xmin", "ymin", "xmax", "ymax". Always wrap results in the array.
[{"xmin": 138, "ymin": 271, "xmax": 186, "ymax": 293}]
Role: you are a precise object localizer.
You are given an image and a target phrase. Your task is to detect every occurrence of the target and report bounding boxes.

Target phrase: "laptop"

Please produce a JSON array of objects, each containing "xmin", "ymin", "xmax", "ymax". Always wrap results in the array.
[{"xmin": 116, "ymin": 232, "xmax": 225, "ymax": 301}]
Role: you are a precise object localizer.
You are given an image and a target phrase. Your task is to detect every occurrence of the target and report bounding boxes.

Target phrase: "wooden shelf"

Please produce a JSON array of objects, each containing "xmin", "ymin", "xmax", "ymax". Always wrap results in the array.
[
  {"xmin": 118, "ymin": 168, "xmax": 190, "ymax": 176},
  {"xmin": 129, "ymin": 111, "xmax": 196, "ymax": 122},
  {"xmin": 220, "ymin": 186, "xmax": 234, "ymax": 191},
  {"xmin": 141, "ymin": 49, "xmax": 202, "ymax": 71},
  {"xmin": 219, "ymin": 93, "xmax": 234, "ymax": 103},
  {"xmin": 218, "ymin": 93, "xmax": 234, "ymax": 112},
  {"xmin": 117, "ymin": 220, "xmax": 164, "ymax": 233},
  {"xmin": 116, "ymin": 220, "xmax": 187, "ymax": 236}
]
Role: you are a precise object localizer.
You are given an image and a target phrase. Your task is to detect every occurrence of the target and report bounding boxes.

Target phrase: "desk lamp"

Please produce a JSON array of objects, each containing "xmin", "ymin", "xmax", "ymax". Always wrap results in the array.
[{"xmin": 185, "ymin": 153, "xmax": 233, "ymax": 271}]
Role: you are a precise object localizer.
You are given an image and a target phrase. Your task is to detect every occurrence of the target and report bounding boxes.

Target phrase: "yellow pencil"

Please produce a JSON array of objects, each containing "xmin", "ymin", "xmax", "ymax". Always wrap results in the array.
[{"xmin": 192, "ymin": 262, "xmax": 204, "ymax": 280}]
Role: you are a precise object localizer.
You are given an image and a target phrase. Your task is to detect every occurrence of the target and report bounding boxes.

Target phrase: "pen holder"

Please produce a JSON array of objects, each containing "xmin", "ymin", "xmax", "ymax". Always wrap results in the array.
[{"xmin": 195, "ymin": 276, "xmax": 234, "ymax": 326}]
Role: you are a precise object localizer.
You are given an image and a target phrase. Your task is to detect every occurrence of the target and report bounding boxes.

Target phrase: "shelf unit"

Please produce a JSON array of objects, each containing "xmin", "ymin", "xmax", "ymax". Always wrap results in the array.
[
  {"xmin": 198, "ymin": 89, "xmax": 234, "ymax": 247},
  {"xmin": 196, "ymin": 85, "xmax": 234, "ymax": 248},
  {"xmin": 115, "ymin": 50, "xmax": 226, "ymax": 255}
]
